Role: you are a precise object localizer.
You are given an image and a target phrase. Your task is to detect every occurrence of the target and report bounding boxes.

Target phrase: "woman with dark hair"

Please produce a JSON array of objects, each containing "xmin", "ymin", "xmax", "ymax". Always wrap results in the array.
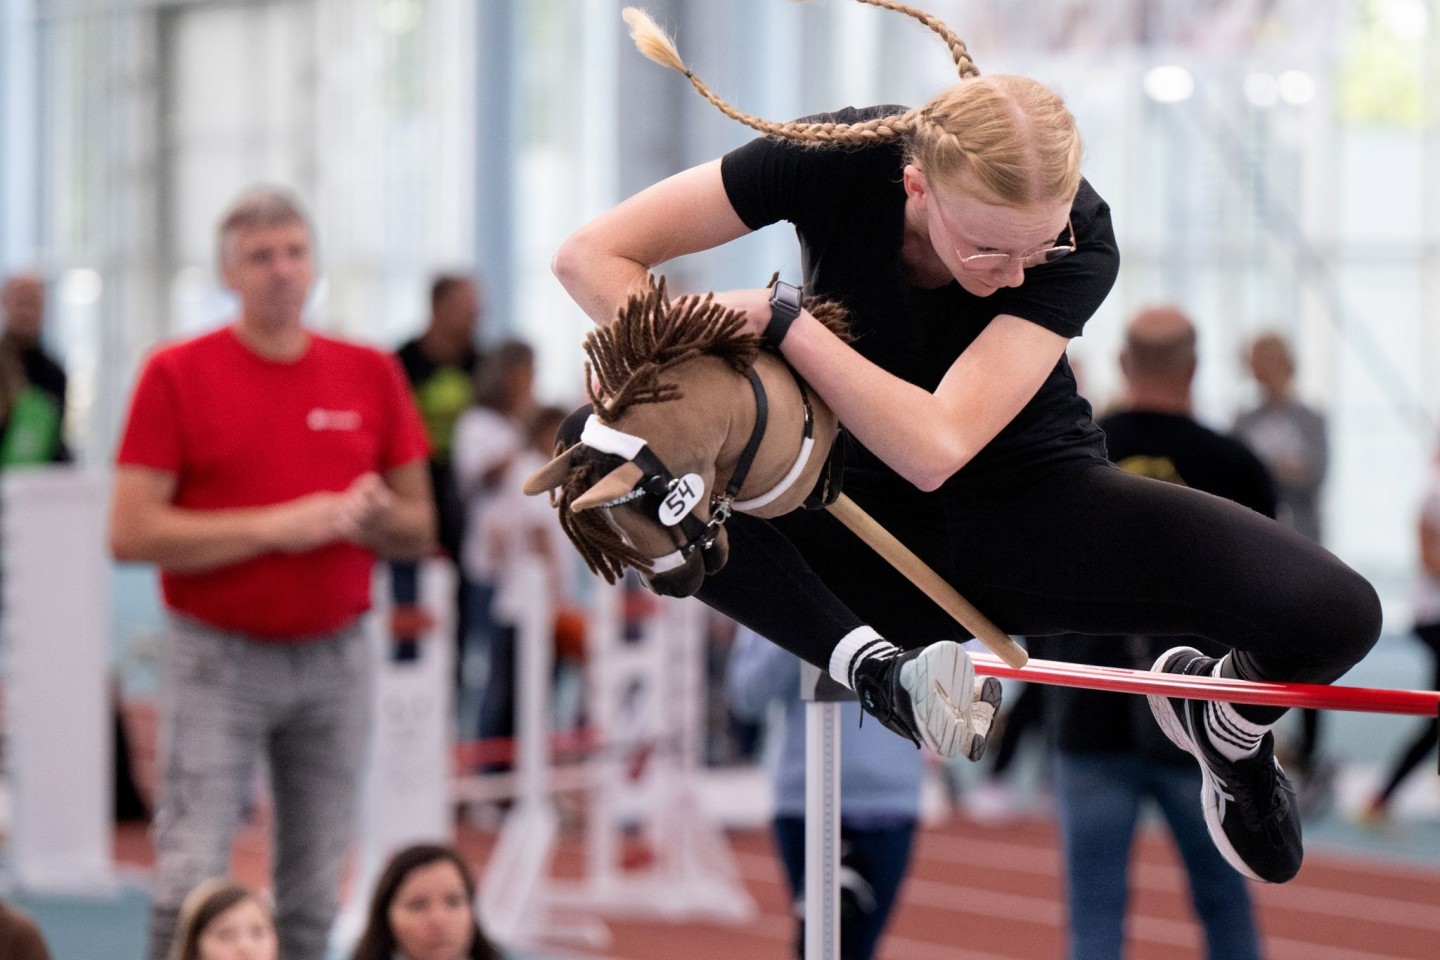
[
  {"xmin": 167, "ymin": 880, "xmax": 277, "ymax": 960},
  {"xmin": 350, "ymin": 844, "xmax": 502, "ymax": 960}
]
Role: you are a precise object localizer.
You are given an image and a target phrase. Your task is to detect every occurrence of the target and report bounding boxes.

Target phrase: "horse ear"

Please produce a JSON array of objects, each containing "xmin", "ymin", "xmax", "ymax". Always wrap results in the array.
[
  {"xmin": 570, "ymin": 461, "xmax": 646, "ymax": 512},
  {"xmin": 522, "ymin": 445, "xmax": 581, "ymax": 495}
]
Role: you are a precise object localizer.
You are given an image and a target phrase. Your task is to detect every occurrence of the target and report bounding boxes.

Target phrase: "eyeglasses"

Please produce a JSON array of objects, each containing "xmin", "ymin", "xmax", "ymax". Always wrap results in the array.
[{"xmin": 939, "ymin": 212, "xmax": 1077, "ymax": 271}]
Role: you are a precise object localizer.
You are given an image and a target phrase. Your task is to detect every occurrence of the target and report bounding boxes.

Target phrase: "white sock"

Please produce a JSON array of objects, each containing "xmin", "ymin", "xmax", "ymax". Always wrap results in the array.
[
  {"xmin": 1204, "ymin": 657, "xmax": 1270, "ymax": 761},
  {"xmin": 828, "ymin": 627, "xmax": 898, "ymax": 689}
]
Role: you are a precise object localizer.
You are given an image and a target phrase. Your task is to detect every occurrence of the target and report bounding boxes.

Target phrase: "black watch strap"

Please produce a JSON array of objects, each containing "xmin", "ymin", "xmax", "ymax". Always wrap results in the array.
[{"xmin": 764, "ymin": 280, "xmax": 803, "ymax": 349}]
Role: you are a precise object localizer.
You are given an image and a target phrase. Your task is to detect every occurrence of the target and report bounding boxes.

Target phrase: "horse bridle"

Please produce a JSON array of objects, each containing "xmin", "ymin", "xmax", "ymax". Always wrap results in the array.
[{"xmin": 578, "ymin": 363, "xmax": 816, "ymax": 568}]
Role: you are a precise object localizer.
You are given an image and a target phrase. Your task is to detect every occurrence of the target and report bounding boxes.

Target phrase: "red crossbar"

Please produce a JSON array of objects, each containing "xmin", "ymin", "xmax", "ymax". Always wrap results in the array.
[{"xmin": 972, "ymin": 652, "xmax": 1440, "ymax": 716}]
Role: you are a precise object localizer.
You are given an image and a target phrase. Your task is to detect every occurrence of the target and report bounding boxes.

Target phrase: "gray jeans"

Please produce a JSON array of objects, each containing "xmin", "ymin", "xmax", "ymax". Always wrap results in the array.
[{"xmin": 147, "ymin": 615, "xmax": 371, "ymax": 960}]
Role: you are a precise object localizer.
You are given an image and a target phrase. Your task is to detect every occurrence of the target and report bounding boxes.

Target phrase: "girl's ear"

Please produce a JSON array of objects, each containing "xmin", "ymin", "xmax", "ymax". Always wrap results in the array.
[{"xmin": 902, "ymin": 164, "xmax": 928, "ymax": 201}]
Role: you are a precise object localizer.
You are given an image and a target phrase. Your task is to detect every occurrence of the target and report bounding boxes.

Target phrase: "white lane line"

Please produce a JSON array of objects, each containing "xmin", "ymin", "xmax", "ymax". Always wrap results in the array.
[
  {"xmin": 731, "ymin": 849, "xmax": 1437, "ymax": 958},
  {"xmin": 1254, "ymin": 883, "xmax": 1440, "ymax": 931},
  {"xmin": 915, "ymin": 832, "xmax": 1440, "ymax": 930}
]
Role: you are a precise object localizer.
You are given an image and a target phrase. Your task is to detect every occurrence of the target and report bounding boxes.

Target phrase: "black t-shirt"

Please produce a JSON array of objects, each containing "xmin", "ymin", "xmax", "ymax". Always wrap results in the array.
[
  {"xmin": 1100, "ymin": 410, "xmax": 1277, "ymax": 518},
  {"xmin": 1049, "ymin": 409, "xmax": 1277, "ymax": 760},
  {"xmin": 0, "ymin": 343, "xmax": 69, "ymax": 463},
  {"xmin": 395, "ymin": 337, "xmax": 479, "ymax": 390},
  {"xmin": 720, "ymin": 105, "xmax": 1118, "ymax": 493},
  {"xmin": 20, "ymin": 345, "xmax": 66, "ymax": 408}
]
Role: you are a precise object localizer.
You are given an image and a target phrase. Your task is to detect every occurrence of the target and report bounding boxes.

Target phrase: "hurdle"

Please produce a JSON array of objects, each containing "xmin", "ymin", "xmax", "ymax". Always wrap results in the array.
[
  {"xmin": 542, "ymin": 573, "xmax": 756, "ymax": 926},
  {"xmin": 802, "ymin": 646, "xmax": 1440, "ymax": 958},
  {"xmin": 332, "ymin": 558, "xmax": 457, "ymax": 951},
  {"xmin": 478, "ymin": 555, "xmax": 606, "ymax": 948},
  {"xmin": 968, "ymin": 651, "xmax": 1440, "ymax": 716},
  {"xmin": 478, "ymin": 558, "xmax": 755, "ymax": 951}
]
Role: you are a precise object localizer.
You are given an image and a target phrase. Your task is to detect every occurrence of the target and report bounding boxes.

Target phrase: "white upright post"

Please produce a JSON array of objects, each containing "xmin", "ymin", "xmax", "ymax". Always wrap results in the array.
[
  {"xmin": 800, "ymin": 663, "xmax": 849, "ymax": 960},
  {"xmin": 331, "ymin": 558, "xmax": 455, "ymax": 949},
  {"xmin": 479, "ymin": 556, "xmax": 606, "ymax": 949},
  {"xmin": 1, "ymin": 467, "xmax": 114, "ymax": 893}
]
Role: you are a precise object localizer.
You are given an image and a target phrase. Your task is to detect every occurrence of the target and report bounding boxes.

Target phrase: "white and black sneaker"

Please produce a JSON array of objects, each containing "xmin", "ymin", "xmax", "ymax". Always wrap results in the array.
[
  {"xmin": 1148, "ymin": 646, "xmax": 1303, "ymax": 883},
  {"xmin": 853, "ymin": 642, "xmax": 1002, "ymax": 761}
]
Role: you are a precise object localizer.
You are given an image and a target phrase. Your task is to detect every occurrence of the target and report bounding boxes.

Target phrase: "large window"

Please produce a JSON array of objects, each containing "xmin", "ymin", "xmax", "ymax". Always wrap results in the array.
[{"xmin": 11, "ymin": 0, "xmax": 1440, "ymax": 618}]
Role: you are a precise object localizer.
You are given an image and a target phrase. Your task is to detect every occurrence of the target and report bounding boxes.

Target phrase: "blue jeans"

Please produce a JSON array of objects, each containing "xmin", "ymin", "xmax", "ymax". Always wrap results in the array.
[
  {"xmin": 772, "ymin": 815, "xmax": 917, "ymax": 960},
  {"xmin": 1052, "ymin": 751, "xmax": 1262, "ymax": 960},
  {"xmin": 147, "ymin": 616, "xmax": 370, "ymax": 960}
]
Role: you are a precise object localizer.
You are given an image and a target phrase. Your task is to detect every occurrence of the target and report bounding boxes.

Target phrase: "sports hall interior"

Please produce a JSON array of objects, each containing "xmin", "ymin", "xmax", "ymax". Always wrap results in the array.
[{"xmin": 1, "ymin": 2, "xmax": 1438, "ymax": 959}]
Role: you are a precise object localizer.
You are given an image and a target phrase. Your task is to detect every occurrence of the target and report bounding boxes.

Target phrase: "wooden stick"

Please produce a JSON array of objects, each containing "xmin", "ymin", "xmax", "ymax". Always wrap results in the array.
[{"xmin": 827, "ymin": 494, "xmax": 1028, "ymax": 669}]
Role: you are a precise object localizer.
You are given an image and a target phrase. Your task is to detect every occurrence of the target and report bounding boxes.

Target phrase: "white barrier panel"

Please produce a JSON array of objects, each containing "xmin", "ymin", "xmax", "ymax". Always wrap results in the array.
[
  {"xmin": 331, "ymin": 558, "xmax": 455, "ymax": 949},
  {"xmin": 545, "ymin": 578, "xmax": 755, "ymax": 927},
  {"xmin": 479, "ymin": 565, "xmax": 755, "ymax": 951},
  {"xmin": 479, "ymin": 556, "xmax": 606, "ymax": 948},
  {"xmin": 1, "ymin": 467, "xmax": 114, "ymax": 893}
]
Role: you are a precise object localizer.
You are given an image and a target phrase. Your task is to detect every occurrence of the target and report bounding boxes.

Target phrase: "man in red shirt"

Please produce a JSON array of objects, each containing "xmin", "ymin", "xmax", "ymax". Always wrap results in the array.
[{"xmin": 110, "ymin": 187, "xmax": 434, "ymax": 960}]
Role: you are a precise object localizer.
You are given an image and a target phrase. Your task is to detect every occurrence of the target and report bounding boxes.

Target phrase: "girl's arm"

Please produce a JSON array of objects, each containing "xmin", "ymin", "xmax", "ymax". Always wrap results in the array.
[
  {"xmin": 713, "ymin": 286, "xmax": 1069, "ymax": 492},
  {"xmin": 784, "ymin": 307, "xmax": 1068, "ymax": 490},
  {"xmin": 552, "ymin": 159, "xmax": 755, "ymax": 326},
  {"xmin": 556, "ymin": 157, "xmax": 1071, "ymax": 492}
]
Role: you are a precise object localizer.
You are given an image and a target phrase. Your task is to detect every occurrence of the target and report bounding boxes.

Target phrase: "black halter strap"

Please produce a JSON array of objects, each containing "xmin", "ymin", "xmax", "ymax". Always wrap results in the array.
[
  {"xmin": 629, "ymin": 445, "xmax": 715, "ymax": 557},
  {"xmin": 597, "ymin": 363, "xmax": 804, "ymax": 562},
  {"xmin": 625, "ymin": 367, "xmax": 771, "ymax": 560},
  {"xmin": 724, "ymin": 367, "xmax": 768, "ymax": 501}
]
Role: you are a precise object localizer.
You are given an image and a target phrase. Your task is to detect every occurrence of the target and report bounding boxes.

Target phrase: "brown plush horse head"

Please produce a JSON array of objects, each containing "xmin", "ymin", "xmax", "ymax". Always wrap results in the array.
[{"xmin": 523, "ymin": 276, "xmax": 847, "ymax": 597}]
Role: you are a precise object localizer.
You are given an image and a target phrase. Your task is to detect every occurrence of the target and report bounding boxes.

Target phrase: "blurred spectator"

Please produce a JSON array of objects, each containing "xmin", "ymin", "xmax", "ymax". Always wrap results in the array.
[
  {"xmin": 2, "ymin": 272, "xmax": 148, "ymax": 822},
  {"xmin": 1049, "ymin": 306, "xmax": 1268, "ymax": 960},
  {"xmin": 396, "ymin": 273, "xmax": 483, "ymax": 563},
  {"xmin": 390, "ymin": 275, "xmax": 484, "ymax": 653},
  {"xmin": 110, "ymin": 186, "xmax": 434, "ymax": 960},
  {"xmin": 0, "ymin": 271, "xmax": 67, "ymax": 466},
  {"xmin": 1362, "ymin": 443, "xmax": 1440, "ymax": 822},
  {"xmin": 1233, "ymin": 331, "xmax": 1331, "ymax": 801},
  {"xmin": 167, "ymin": 880, "xmax": 278, "ymax": 960},
  {"xmin": 452, "ymin": 340, "xmax": 537, "ymax": 754},
  {"xmin": 727, "ymin": 626, "xmax": 924, "ymax": 960},
  {"xmin": 1234, "ymin": 332, "xmax": 1326, "ymax": 540},
  {"xmin": 0, "ymin": 898, "xmax": 52, "ymax": 960},
  {"xmin": 350, "ymin": 843, "xmax": 503, "ymax": 960}
]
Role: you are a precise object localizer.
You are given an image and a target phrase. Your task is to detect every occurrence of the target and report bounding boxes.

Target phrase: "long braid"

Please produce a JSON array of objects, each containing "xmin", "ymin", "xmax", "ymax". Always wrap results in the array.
[
  {"xmin": 622, "ymin": 4, "xmax": 1077, "ymax": 203},
  {"xmin": 622, "ymin": 6, "xmax": 947, "ymax": 146},
  {"xmin": 847, "ymin": 0, "xmax": 979, "ymax": 79}
]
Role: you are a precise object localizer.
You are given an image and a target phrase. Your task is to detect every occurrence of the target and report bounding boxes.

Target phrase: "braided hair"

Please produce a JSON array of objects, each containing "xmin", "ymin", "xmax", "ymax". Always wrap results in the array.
[{"xmin": 622, "ymin": 0, "xmax": 1081, "ymax": 205}]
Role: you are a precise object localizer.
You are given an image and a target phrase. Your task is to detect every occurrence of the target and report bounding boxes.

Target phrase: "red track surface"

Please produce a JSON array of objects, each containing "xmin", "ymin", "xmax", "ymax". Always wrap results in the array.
[
  {"xmin": 115, "ymin": 699, "xmax": 1440, "ymax": 959},
  {"xmin": 113, "ymin": 809, "xmax": 1440, "ymax": 960}
]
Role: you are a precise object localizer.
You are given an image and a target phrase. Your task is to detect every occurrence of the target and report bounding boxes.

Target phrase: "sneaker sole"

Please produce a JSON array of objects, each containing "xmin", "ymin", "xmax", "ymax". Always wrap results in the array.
[
  {"xmin": 898, "ymin": 642, "xmax": 976, "ymax": 759},
  {"xmin": 1147, "ymin": 645, "xmax": 1267, "ymax": 883},
  {"xmin": 964, "ymin": 676, "xmax": 1005, "ymax": 762}
]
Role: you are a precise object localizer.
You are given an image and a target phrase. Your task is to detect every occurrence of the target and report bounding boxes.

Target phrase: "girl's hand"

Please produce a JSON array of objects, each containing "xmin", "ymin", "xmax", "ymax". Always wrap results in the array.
[{"xmin": 707, "ymin": 287, "xmax": 774, "ymax": 339}]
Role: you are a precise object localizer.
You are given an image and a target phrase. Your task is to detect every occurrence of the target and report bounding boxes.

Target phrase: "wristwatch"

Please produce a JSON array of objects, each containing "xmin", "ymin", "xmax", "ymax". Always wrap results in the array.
[{"xmin": 764, "ymin": 280, "xmax": 803, "ymax": 349}]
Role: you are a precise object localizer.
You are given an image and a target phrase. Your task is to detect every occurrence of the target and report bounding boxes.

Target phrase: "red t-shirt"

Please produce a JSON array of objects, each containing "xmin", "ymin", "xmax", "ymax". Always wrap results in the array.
[{"xmin": 116, "ymin": 326, "xmax": 429, "ymax": 638}]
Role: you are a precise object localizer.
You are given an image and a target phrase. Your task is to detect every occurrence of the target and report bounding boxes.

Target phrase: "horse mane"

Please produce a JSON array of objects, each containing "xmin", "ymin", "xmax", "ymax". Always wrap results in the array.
[
  {"xmin": 584, "ymin": 275, "xmax": 852, "ymax": 422},
  {"xmin": 557, "ymin": 274, "xmax": 852, "ymax": 582},
  {"xmin": 583, "ymin": 276, "xmax": 755, "ymax": 422}
]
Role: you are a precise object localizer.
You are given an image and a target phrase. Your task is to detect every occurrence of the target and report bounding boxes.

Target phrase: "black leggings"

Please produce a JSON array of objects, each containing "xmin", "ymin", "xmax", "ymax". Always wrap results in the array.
[{"xmin": 698, "ymin": 457, "xmax": 1382, "ymax": 725}]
